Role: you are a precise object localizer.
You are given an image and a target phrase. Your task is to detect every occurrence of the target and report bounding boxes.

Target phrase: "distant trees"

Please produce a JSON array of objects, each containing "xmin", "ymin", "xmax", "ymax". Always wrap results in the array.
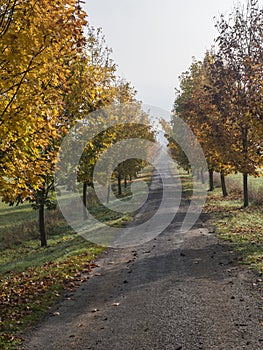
[{"xmin": 170, "ymin": 0, "xmax": 263, "ymax": 207}]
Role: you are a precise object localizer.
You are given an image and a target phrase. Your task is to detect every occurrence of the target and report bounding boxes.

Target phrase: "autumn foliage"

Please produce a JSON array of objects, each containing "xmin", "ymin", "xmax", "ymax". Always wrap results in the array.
[
  {"xmin": 0, "ymin": 1, "xmax": 155, "ymax": 246},
  {"xmin": 171, "ymin": 0, "xmax": 263, "ymax": 207}
]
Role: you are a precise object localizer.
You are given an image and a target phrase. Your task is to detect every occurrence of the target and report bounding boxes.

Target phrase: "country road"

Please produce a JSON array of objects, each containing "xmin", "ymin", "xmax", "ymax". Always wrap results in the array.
[{"xmin": 23, "ymin": 166, "xmax": 263, "ymax": 350}]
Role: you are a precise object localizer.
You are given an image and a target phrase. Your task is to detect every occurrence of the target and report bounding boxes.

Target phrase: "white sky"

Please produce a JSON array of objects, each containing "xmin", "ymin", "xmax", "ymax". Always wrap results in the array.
[{"xmin": 84, "ymin": 0, "xmax": 252, "ymax": 111}]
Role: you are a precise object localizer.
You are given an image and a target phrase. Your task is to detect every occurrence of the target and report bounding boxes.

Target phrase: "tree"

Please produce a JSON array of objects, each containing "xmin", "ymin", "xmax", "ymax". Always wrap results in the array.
[
  {"xmin": 213, "ymin": 0, "xmax": 263, "ymax": 206},
  {"xmin": 172, "ymin": 58, "xmax": 228, "ymax": 192},
  {"xmin": 170, "ymin": 0, "xmax": 263, "ymax": 205},
  {"xmin": 0, "ymin": 0, "xmax": 88, "ymax": 246},
  {"xmin": 75, "ymin": 27, "xmax": 117, "ymax": 219},
  {"xmin": 77, "ymin": 81, "xmax": 155, "ymax": 214}
]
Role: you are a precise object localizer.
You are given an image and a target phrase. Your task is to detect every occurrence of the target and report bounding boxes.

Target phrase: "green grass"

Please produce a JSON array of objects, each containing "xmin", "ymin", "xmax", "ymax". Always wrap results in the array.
[
  {"xmin": 173, "ymin": 171, "xmax": 262, "ymax": 273},
  {"xmin": 0, "ymin": 201, "xmax": 37, "ymax": 224},
  {"xmin": 219, "ymin": 173, "xmax": 263, "ymax": 205},
  {"xmin": 205, "ymin": 186, "xmax": 263, "ymax": 272},
  {"xmin": 0, "ymin": 237, "xmax": 104, "ymax": 349},
  {"xmin": 178, "ymin": 171, "xmax": 194, "ymax": 198},
  {"xmin": 226, "ymin": 173, "xmax": 263, "ymax": 188},
  {"xmin": 0, "ymin": 235, "xmax": 91, "ymax": 274}
]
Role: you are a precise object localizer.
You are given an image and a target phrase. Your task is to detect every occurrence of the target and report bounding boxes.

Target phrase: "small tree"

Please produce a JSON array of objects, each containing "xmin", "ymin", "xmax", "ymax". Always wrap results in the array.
[{"xmin": 30, "ymin": 176, "xmax": 56, "ymax": 247}]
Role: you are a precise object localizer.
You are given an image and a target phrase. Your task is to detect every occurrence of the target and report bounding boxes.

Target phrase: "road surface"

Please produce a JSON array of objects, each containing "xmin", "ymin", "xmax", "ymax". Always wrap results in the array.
[{"xmin": 23, "ymin": 167, "xmax": 263, "ymax": 350}]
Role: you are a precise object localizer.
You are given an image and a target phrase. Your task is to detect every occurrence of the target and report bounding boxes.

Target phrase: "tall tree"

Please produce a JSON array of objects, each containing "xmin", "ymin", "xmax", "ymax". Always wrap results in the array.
[
  {"xmin": 0, "ymin": 0, "xmax": 88, "ymax": 245},
  {"xmin": 75, "ymin": 27, "xmax": 117, "ymax": 219},
  {"xmin": 214, "ymin": 0, "xmax": 263, "ymax": 206}
]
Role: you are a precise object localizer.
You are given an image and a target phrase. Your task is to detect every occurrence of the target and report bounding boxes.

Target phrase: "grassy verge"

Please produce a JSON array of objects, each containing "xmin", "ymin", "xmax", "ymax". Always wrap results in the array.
[
  {"xmin": 0, "ymin": 239, "xmax": 104, "ymax": 349},
  {"xmin": 0, "ymin": 167, "xmax": 154, "ymax": 349},
  {"xmin": 178, "ymin": 170, "xmax": 263, "ymax": 272},
  {"xmin": 204, "ymin": 186, "xmax": 263, "ymax": 273}
]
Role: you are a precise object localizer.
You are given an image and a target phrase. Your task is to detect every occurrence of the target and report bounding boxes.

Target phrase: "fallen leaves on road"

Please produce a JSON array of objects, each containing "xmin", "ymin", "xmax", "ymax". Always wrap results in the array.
[
  {"xmin": 91, "ymin": 309, "xmax": 99, "ymax": 313},
  {"xmin": 52, "ymin": 312, "xmax": 60, "ymax": 316}
]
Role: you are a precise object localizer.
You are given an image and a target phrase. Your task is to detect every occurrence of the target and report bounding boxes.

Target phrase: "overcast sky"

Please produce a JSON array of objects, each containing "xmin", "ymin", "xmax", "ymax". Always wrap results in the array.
[{"xmin": 84, "ymin": 0, "xmax": 252, "ymax": 111}]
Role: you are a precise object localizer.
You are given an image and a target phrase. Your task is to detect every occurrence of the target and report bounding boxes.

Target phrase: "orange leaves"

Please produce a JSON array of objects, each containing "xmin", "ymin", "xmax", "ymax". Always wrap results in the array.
[
  {"xmin": 172, "ymin": 3, "xmax": 263, "ymax": 206},
  {"xmin": 229, "ymin": 225, "xmax": 263, "ymax": 243}
]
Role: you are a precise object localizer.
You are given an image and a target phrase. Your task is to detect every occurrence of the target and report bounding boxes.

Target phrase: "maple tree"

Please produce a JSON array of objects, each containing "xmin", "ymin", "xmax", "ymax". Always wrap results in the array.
[
  {"xmin": 74, "ymin": 28, "xmax": 117, "ymax": 219},
  {"xmin": 77, "ymin": 80, "xmax": 155, "ymax": 216},
  {"xmin": 109, "ymin": 81, "xmax": 155, "ymax": 196},
  {"xmin": 0, "ymin": 0, "xmax": 87, "ymax": 245}
]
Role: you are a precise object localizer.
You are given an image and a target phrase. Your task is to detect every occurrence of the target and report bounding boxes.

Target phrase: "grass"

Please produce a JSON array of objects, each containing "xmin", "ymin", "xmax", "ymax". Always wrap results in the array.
[
  {"xmin": 213, "ymin": 172, "xmax": 263, "ymax": 205},
  {"xmin": 160, "ymin": 169, "xmax": 262, "ymax": 273},
  {"xmin": 0, "ymin": 241, "xmax": 104, "ymax": 349},
  {"xmin": 205, "ymin": 173, "xmax": 263, "ymax": 273},
  {"xmin": 225, "ymin": 172, "xmax": 263, "ymax": 190},
  {"xmin": 1, "ymin": 166, "xmax": 260, "ymax": 347},
  {"xmin": 0, "ymin": 236, "xmax": 104, "ymax": 349},
  {"xmin": 0, "ymin": 167, "xmax": 154, "ymax": 348}
]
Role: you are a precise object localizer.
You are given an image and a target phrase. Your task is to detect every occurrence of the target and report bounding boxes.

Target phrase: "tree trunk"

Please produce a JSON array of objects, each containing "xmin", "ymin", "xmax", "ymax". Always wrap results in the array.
[
  {"xmin": 82, "ymin": 182, "xmax": 88, "ymax": 220},
  {"xmin": 39, "ymin": 203, "xmax": 47, "ymax": 247},
  {"xmin": 243, "ymin": 173, "xmax": 249, "ymax": 207},
  {"xmin": 118, "ymin": 174, "xmax": 122, "ymax": 196},
  {"xmin": 208, "ymin": 169, "xmax": 214, "ymax": 191},
  {"xmin": 241, "ymin": 127, "xmax": 249, "ymax": 208},
  {"xmin": 220, "ymin": 172, "xmax": 228, "ymax": 197},
  {"xmin": 124, "ymin": 176, "xmax": 127, "ymax": 189}
]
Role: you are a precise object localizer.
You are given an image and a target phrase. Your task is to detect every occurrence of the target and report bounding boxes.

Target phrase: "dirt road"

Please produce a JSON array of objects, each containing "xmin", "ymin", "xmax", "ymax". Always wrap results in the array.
[{"xmin": 23, "ymin": 169, "xmax": 263, "ymax": 350}]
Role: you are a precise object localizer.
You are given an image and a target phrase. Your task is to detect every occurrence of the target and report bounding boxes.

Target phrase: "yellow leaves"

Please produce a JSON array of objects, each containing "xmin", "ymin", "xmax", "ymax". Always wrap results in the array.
[{"xmin": 0, "ymin": 0, "xmax": 89, "ymax": 202}]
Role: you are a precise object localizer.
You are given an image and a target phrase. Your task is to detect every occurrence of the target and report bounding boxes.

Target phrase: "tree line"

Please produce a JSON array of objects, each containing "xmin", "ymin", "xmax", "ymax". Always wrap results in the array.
[
  {"xmin": 169, "ymin": 0, "xmax": 263, "ymax": 207},
  {"xmin": 0, "ymin": 0, "xmax": 155, "ymax": 246}
]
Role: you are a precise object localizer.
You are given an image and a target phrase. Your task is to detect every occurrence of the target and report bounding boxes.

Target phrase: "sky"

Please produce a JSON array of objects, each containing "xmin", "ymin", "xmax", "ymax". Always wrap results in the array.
[{"xmin": 84, "ymin": 0, "xmax": 250, "ymax": 112}]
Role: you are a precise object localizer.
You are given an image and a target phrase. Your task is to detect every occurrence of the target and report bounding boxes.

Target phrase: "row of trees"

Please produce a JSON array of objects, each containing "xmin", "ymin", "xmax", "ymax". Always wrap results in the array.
[
  {"xmin": 169, "ymin": 0, "xmax": 263, "ymax": 207},
  {"xmin": 0, "ymin": 0, "xmax": 155, "ymax": 246}
]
